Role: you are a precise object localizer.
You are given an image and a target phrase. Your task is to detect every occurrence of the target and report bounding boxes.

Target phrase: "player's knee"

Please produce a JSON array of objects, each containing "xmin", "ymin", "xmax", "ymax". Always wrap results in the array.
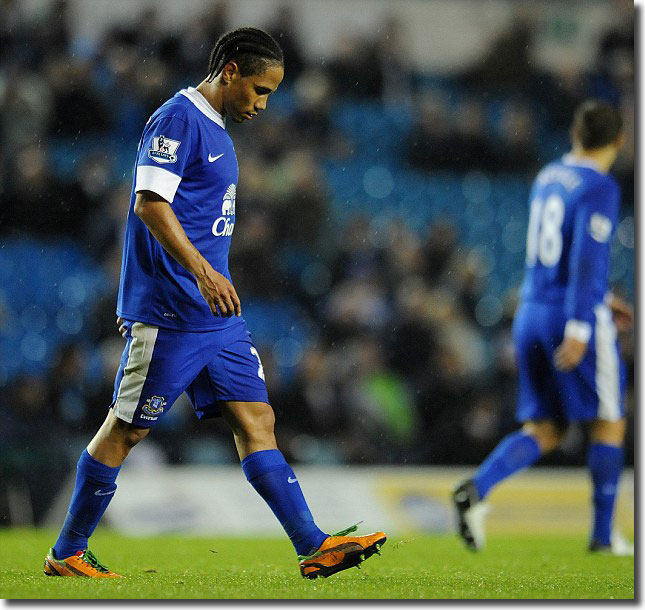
[
  {"xmin": 590, "ymin": 418, "xmax": 625, "ymax": 446},
  {"xmin": 250, "ymin": 409, "xmax": 276, "ymax": 440},
  {"xmin": 112, "ymin": 417, "xmax": 150, "ymax": 448},
  {"xmin": 522, "ymin": 421, "xmax": 564, "ymax": 452},
  {"xmin": 238, "ymin": 407, "xmax": 276, "ymax": 441}
]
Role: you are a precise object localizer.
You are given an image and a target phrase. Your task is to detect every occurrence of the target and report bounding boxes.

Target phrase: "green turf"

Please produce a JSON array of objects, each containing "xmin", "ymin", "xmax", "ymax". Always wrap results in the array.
[{"xmin": 0, "ymin": 528, "xmax": 633, "ymax": 599}]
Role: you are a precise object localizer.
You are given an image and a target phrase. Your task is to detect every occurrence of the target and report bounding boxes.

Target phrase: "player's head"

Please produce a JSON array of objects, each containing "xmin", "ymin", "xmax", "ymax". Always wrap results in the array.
[
  {"xmin": 571, "ymin": 100, "xmax": 624, "ymax": 153},
  {"xmin": 206, "ymin": 27, "xmax": 284, "ymax": 123}
]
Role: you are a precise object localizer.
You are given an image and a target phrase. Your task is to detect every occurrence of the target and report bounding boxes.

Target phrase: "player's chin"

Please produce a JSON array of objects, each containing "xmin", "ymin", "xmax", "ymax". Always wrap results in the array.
[{"xmin": 230, "ymin": 111, "xmax": 249, "ymax": 123}]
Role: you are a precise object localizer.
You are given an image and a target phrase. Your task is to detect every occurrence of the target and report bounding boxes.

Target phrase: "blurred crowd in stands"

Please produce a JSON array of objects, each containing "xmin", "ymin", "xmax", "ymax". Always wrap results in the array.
[{"xmin": 0, "ymin": 0, "xmax": 634, "ymax": 525}]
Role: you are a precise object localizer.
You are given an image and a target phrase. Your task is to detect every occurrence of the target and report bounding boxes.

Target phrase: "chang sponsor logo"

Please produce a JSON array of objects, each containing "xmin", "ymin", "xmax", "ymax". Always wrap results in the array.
[{"xmin": 212, "ymin": 184, "xmax": 236, "ymax": 237}]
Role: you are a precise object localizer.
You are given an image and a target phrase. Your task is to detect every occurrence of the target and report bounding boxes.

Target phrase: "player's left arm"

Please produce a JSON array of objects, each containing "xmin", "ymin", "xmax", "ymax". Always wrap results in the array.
[{"xmin": 555, "ymin": 181, "xmax": 620, "ymax": 372}]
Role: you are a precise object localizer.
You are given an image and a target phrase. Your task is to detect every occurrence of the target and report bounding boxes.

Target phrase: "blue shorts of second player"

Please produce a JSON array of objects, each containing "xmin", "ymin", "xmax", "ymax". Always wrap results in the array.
[
  {"xmin": 110, "ymin": 318, "xmax": 269, "ymax": 427},
  {"xmin": 513, "ymin": 301, "xmax": 626, "ymax": 424}
]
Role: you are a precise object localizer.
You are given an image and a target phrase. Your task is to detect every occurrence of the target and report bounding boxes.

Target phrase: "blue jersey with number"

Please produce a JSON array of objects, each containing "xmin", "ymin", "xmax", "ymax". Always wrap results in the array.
[
  {"xmin": 519, "ymin": 154, "xmax": 620, "ymax": 326},
  {"xmin": 117, "ymin": 87, "xmax": 239, "ymax": 330}
]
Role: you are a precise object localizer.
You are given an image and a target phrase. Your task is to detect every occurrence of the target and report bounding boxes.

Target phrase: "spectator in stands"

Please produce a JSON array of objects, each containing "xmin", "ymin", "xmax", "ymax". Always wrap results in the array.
[
  {"xmin": 375, "ymin": 15, "xmax": 414, "ymax": 107},
  {"xmin": 327, "ymin": 33, "xmax": 383, "ymax": 100},
  {"xmin": 405, "ymin": 93, "xmax": 454, "ymax": 171},
  {"xmin": 45, "ymin": 57, "xmax": 110, "ymax": 137},
  {"xmin": 268, "ymin": 5, "xmax": 306, "ymax": 82},
  {"xmin": 2, "ymin": 143, "xmax": 90, "ymax": 238},
  {"xmin": 0, "ymin": 374, "xmax": 71, "ymax": 524},
  {"xmin": 491, "ymin": 101, "xmax": 540, "ymax": 174}
]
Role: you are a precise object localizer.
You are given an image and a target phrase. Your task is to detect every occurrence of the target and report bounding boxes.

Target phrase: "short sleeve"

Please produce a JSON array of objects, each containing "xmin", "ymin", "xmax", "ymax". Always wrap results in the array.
[{"xmin": 135, "ymin": 115, "xmax": 192, "ymax": 204}]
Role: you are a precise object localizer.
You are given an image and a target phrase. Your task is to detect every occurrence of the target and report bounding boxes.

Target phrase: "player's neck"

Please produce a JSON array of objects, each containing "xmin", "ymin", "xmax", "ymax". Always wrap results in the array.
[
  {"xmin": 195, "ymin": 79, "xmax": 226, "ymax": 118},
  {"xmin": 569, "ymin": 146, "xmax": 615, "ymax": 174}
]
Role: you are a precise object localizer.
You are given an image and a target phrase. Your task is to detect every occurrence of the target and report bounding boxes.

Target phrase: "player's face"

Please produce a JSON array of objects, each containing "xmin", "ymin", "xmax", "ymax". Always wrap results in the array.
[{"xmin": 224, "ymin": 64, "xmax": 284, "ymax": 123}]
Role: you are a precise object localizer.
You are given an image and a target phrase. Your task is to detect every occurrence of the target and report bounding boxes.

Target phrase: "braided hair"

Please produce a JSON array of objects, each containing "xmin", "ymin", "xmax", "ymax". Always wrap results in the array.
[{"xmin": 206, "ymin": 27, "xmax": 284, "ymax": 81}]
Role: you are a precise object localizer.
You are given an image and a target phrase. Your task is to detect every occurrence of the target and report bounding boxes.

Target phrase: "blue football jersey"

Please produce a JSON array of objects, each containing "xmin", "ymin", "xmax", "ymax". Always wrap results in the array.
[
  {"xmin": 117, "ymin": 87, "xmax": 240, "ymax": 330},
  {"xmin": 519, "ymin": 154, "xmax": 621, "ymax": 328}
]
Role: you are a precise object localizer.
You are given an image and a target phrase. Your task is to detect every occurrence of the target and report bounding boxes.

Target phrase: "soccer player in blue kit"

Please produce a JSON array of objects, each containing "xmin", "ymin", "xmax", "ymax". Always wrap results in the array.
[
  {"xmin": 453, "ymin": 101, "xmax": 633, "ymax": 555},
  {"xmin": 44, "ymin": 28, "xmax": 386, "ymax": 580}
]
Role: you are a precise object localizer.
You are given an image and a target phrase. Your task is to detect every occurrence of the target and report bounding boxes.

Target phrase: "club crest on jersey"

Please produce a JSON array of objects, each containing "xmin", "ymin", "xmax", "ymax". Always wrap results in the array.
[
  {"xmin": 148, "ymin": 135, "xmax": 180, "ymax": 164},
  {"xmin": 141, "ymin": 395, "xmax": 166, "ymax": 417},
  {"xmin": 212, "ymin": 183, "xmax": 236, "ymax": 237},
  {"xmin": 588, "ymin": 213, "xmax": 612, "ymax": 243}
]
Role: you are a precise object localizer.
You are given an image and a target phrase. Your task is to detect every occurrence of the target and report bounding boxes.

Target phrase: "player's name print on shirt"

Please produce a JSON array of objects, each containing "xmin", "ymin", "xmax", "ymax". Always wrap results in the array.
[
  {"xmin": 208, "ymin": 153, "xmax": 224, "ymax": 162},
  {"xmin": 212, "ymin": 184, "xmax": 236, "ymax": 237},
  {"xmin": 148, "ymin": 135, "xmax": 181, "ymax": 164}
]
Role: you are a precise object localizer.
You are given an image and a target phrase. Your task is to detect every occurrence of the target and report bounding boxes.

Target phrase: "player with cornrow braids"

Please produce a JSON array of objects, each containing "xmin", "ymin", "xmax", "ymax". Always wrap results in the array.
[
  {"xmin": 206, "ymin": 27, "xmax": 284, "ymax": 83},
  {"xmin": 44, "ymin": 27, "xmax": 386, "ymax": 580}
]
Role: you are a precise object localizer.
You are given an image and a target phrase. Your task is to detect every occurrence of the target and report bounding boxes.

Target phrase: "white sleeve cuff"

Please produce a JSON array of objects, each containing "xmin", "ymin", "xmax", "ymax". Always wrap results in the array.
[
  {"xmin": 564, "ymin": 319, "xmax": 592, "ymax": 343},
  {"xmin": 135, "ymin": 165, "xmax": 182, "ymax": 204}
]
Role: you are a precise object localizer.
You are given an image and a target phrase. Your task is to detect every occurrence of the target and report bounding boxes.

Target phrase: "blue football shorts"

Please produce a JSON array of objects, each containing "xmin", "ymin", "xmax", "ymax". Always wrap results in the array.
[
  {"xmin": 513, "ymin": 301, "xmax": 626, "ymax": 424},
  {"xmin": 110, "ymin": 318, "xmax": 269, "ymax": 427}
]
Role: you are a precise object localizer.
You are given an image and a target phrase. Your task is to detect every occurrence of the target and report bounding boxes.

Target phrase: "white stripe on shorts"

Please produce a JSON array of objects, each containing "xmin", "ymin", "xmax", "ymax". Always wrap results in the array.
[
  {"xmin": 113, "ymin": 322, "xmax": 159, "ymax": 423},
  {"xmin": 594, "ymin": 304, "xmax": 621, "ymax": 421}
]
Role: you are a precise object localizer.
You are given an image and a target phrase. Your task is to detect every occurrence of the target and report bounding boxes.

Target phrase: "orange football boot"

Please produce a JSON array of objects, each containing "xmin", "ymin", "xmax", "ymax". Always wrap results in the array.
[
  {"xmin": 298, "ymin": 524, "xmax": 387, "ymax": 579},
  {"xmin": 43, "ymin": 548, "xmax": 122, "ymax": 578}
]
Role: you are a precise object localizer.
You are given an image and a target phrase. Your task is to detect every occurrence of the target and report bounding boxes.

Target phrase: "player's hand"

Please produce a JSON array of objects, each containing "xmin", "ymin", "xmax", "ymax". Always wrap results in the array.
[
  {"xmin": 554, "ymin": 337, "xmax": 588, "ymax": 372},
  {"xmin": 116, "ymin": 317, "xmax": 127, "ymax": 338},
  {"xmin": 608, "ymin": 294, "xmax": 634, "ymax": 332},
  {"xmin": 196, "ymin": 266, "xmax": 241, "ymax": 317}
]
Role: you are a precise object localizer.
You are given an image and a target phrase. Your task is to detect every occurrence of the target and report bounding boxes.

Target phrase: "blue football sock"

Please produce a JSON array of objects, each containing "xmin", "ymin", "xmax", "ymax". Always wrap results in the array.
[
  {"xmin": 53, "ymin": 449, "xmax": 121, "ymax": 559},
  {"xmin": 473, "ymin": 431, "xmax": 542, "ymax": 500},
  {"xmin": 588, "ymin": 443, "xmax": 623, "ymax": 546},
  {"xmin": 241, "ymin": 449, "xmax": 328, "ymax": 556}
]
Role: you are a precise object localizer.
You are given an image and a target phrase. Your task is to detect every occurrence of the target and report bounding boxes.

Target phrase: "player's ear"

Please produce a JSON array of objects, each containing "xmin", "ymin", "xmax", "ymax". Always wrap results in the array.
[
  {"xmin": 221, "ymin": 61, "xmax": 240, "ymax": 85},
  {"xmin": 614, "ymin": 132, "xmax": 626, "ymax": 151}
]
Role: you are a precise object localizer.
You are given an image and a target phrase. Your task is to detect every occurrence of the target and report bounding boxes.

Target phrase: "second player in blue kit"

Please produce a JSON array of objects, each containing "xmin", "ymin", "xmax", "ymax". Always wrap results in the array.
[
  {"xmin": 453, "ymin": 101, "xmax": 633, "ymax": 556},
  {"xmin": 44, "ymin": 27, "xmax": 386, "ymax": 580}
]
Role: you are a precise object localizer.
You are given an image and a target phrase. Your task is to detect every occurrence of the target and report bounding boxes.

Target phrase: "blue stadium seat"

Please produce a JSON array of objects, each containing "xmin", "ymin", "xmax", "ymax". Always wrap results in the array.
[{"xmin": 0, "ymin": 239, "xmax": 108, "ymax": 383}]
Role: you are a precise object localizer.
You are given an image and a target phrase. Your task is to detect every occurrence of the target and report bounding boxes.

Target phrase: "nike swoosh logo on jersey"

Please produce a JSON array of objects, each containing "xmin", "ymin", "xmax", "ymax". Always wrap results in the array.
[
  {"xmin": 94, "ymin": 489, "xmax": 116, "ymax": 496},
  {"xmin": 208, "ymin": 153, "xmax": 224, "ymax": 162},
  {"xmin": 288, "ymin": 476, "xmax": 298, "ymax": 484}
]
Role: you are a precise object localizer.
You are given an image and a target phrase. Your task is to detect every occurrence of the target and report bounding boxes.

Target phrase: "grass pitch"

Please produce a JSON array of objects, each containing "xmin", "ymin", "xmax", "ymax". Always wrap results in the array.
[{"xmin": 0, "ymin": 528, "xmax": 633, "ymax": 599}]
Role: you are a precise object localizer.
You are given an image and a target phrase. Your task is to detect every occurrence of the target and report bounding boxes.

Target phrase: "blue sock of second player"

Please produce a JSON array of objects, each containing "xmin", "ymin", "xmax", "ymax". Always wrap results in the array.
[
  {"xmin": 473, "ymin": 430, "xmax": 542, "ymax": 500},
  {"xmin": 242, "ymin": 449, "xmax": 328, "ymax": 556},
  {"xmin": 53, "ymin": 449, "xmax": 121, "ymax": 560},
  {"xmin": 588, "ymin": 443, "xmax": 623, "ymax": 546}
]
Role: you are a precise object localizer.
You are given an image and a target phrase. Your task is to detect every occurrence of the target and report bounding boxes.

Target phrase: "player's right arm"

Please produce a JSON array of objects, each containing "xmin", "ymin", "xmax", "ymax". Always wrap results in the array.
[
  {"xmin": 606, "ymin": 292, "xmax": 634, "ymax": 332},
  {"xmin": 134, "ymin": 191, "xmax": 241, "ymax": 318}
]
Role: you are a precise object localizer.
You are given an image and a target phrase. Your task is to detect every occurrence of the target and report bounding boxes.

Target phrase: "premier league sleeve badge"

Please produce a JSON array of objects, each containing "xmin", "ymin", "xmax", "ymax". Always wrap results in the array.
[{"xmin": 148, "ymin": 135, "xmax": 181, "ymax": 164}]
